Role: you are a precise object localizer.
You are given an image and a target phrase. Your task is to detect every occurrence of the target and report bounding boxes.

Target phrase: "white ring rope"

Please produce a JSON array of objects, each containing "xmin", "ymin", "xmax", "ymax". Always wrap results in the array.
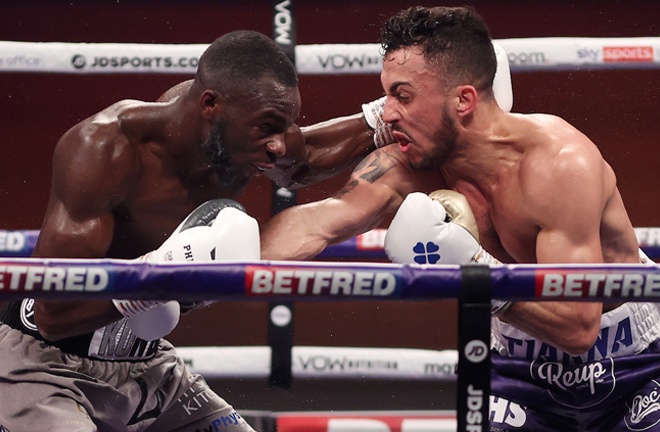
[
  {"xmin": 178, "ymin": 345, "xmax": 457, "ymax": 381},
  {"xmin": 0, "ymin": 37, "xmax": 658, "ymax": 75}
]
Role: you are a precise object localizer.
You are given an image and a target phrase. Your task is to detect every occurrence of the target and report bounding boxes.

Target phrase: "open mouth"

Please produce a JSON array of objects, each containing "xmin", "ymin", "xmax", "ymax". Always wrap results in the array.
[{"xmin": 393, "ymin": 131, "xmax": 412, "ymax": 153}]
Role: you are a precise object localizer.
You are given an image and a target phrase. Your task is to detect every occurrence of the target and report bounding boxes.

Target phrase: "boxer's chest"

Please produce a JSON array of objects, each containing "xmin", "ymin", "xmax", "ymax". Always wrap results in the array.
[
  {"xmin": 454, "ymin": 183, "xmax": 537, "ymax": 263},
  {"xmin": 109, "ymin": 174, "xmax": 236, "ymax": 257}
]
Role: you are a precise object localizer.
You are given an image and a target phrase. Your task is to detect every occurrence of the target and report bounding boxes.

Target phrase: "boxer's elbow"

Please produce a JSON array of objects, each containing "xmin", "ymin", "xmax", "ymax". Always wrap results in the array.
[
  {"xmin": 555, "ymin": 309, "xmax": 602, "ymax": 356},
  {"xmin": 34, "ymin": 299, "xmax": 114, "ymax": 341},
  {"xmin": 560, "ymin": 331, "xmax": 599, "ymax": 356},
  {"xmin": 34, "ymin": 303, "xmax": 70, "ymax": 341}
]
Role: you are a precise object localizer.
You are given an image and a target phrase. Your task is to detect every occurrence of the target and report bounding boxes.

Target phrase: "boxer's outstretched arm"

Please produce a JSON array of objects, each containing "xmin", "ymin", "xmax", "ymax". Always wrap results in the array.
[
  {"xmin": 261, "ymin": 146, "xmax": 438, "ymax": 260},
  {"xmin": 264, "ymin": 115, "xmax": 376, "ymax": 189},
  {"xmin": 32, "ymin": 122, "xmax": 134, "ymax": 340}
]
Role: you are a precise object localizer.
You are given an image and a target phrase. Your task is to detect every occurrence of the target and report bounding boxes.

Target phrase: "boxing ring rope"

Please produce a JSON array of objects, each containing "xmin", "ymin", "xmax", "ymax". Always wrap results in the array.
[
  {"xmin": 0, "ymin": 37, "xmax": 658, "ymax": 75},
  {"xmin": 0, "ymin": 229, "xmax": 658, "ymax": 385}
]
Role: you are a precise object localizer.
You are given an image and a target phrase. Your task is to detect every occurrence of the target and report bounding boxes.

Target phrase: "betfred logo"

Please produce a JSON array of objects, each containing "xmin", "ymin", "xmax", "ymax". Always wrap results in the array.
[
  {"xmin": 603, "ymin": 46, "xmax": 653, "ymax": 62},
  {"xmin": 535, "ymin": 270, "xmax": 660, "ymax": 299},
  {"xmin": 246, "ymin": 265, "xmax": 399, "ymax": 297},
  {"xmin": 0, "ymin": 264, "xmax": 109, "ymax": 292}
]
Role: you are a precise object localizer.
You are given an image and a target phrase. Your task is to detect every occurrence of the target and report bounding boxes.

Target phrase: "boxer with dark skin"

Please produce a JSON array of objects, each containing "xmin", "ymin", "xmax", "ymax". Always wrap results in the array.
[
  {"xmin": 0, "ymin": 30, "xmax": 379, "ymax": 432},
  {"xmin": 32, "ymin": 49, "xmax": 374, "ymax": 341}
]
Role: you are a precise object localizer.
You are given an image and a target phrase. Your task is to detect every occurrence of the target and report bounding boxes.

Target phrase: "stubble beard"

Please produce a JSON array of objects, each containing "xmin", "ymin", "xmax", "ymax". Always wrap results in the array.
[
  {"xmin": 409, "ymin": 107, "xmax": 458, "ymax": 171},
  {"xmin": 201, "ymin": 119, "xmax": 250, "ymax": 192}
]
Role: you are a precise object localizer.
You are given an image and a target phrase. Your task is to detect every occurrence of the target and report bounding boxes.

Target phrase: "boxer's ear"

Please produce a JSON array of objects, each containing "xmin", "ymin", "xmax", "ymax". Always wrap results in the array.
[
  {"xmin": 199, "ymin": 90, "xmax": 221, "ymax": 120},
  {"xmin": 456, "ymin": 85, "xmax": 477, "ymax": 117}
]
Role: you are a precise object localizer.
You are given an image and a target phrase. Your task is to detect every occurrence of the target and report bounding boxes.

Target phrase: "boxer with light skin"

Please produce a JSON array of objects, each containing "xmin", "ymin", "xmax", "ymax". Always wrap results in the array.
[{"xmin": 261, "ymin": 6, "xmax": 659, "ymax": 430}]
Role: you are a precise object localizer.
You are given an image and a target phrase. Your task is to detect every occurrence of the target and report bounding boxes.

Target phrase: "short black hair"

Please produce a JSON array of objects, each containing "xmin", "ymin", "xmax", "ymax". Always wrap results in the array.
[
  {"xmin": 381, "ymin": 6, "xmax": 496, "ymax": 92},
  {"xmin": 195, "ymin": 30, "xmax": 298, "ymax": 98}
]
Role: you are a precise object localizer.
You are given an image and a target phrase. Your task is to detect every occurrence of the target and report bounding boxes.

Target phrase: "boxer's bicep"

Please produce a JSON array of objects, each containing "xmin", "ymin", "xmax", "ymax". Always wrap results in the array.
[
  {"xmin": 534, "ymin": 176, "xmax": 603, "ymax": 264},
  {"xmin": 522, "ymin": 141, "xmax": 607, "ymax": 265}
]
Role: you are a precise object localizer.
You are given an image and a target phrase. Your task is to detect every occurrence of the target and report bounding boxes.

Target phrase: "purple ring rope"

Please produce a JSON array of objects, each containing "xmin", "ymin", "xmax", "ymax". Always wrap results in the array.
[{"xmin": 0, "ymin": 258, "xmax": 657, "ymax": 302}]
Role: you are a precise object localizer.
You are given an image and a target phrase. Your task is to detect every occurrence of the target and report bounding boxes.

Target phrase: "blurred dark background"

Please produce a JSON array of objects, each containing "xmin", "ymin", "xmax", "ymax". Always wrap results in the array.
[{"xmin": 1, "ymin": 0, "xmax": 658, "ymax": 412}]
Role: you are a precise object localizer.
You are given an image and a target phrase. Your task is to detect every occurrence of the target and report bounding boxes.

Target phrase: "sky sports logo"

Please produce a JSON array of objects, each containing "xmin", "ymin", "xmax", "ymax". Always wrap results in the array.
[
  {"xmin": 535, "ymin": 270, "xmax": 660, "ymax": 299},
  {"xmin": 603, "ymin": 46, "xmax": 653, "ymax": 62},
  {"xmin": 245, "ymin": 265, "xmax": 400, "ymax": 297}
]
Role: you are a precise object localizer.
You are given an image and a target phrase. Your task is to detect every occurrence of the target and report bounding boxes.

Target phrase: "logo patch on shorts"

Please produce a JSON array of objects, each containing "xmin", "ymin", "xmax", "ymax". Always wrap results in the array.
[
  {"xmin": 625, "ymin": 379, "xmax": 660, "ymax": 431},
  {"xmin": 529, "ymin": 358, "xmax": 615, "ymax": 408},
  {"xmin": 19, "ymin": 298, "xmax": 38, "ymax": 331}
]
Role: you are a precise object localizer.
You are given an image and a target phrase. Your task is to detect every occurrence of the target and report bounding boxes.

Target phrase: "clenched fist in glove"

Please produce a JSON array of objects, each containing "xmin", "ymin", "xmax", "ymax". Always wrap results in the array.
[
  {"xmin": 385, "ymin": 190, "xmax": 510, "ymax": 316},
  {"xmin": 113, "ymin": 199, "xmax": 260, "ymax": 340}
]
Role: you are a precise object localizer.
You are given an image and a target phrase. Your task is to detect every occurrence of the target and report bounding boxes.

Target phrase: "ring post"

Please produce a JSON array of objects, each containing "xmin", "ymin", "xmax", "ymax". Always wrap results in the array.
[
  {"xmin": 269, "ymin": 0, "xmax": 297, "ymax": 389},
  {"xmin": 457, "ymin": 265, "xmax": 491, "ymax": 432}
]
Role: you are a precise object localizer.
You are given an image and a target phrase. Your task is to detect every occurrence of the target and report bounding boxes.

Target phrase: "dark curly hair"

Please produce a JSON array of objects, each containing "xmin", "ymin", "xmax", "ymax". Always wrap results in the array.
[{"xmin": 381, "ymin": 6, "xmax": 496, "ymax": 93}]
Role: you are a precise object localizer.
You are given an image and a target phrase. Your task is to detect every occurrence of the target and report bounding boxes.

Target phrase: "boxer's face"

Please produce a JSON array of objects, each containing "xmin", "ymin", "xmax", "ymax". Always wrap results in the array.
[
  {"xmin": 381, "ymin": 46, "xmax": 458, "ymax": 170},
  {"xmin": 202, "ymin": 79, "xmax": 301, "ymax": 190}
]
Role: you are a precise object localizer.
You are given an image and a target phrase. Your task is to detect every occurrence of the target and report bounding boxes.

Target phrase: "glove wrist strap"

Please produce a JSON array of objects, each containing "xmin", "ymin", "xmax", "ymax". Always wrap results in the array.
[{"xmin": 113, "ymin": 299, "xmax": 164, "ymax": 318}]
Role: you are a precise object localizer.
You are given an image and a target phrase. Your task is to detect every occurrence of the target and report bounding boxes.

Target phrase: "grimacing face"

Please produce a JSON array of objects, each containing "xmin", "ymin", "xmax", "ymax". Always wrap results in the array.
[
  {"xmin": 381, "ymin": 46, "xmax": 459, "ymax": 170},
  {"xmin": 202, "ymin": 80, "xmax": 301, "ymax": 191}
]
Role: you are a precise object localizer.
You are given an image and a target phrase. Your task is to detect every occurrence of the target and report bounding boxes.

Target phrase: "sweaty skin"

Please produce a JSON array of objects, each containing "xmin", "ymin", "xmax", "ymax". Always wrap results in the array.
[
  {"xmin": 33, "ymin": 77, "xmax": 301, "ymax": 340},
  {"xmin": 33, "ymin": 76, "xmax": 381, "ymax": 341},
  {"xmin": 261, "ymin": 45, "xmax": 641, "ymax": 355}
]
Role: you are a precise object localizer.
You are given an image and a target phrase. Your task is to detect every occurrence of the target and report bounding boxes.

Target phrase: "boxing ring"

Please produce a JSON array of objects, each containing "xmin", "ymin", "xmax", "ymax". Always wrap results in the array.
[{"xmin": 1, "ymin": 35, "xmax": 659, "ymax": 432}]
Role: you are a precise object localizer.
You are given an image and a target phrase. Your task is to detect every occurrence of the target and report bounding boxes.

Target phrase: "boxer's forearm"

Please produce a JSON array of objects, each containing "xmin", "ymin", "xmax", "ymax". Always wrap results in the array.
[
  {"xmin": 266, "ymin": 114, "xmax": 376, "ymax": 189},
  {"xmin": 34, "ymin": 299, "xmax": 123, "ymax": 341},
  {"xmin": 261, "ymin": 206, "xmax": 331, "ymax": 260},
  {"xmin": 499, "ymin": 301, "xmax": 603, "ymax": 356},
  {"xmin": 301, "ymin": 113, "xmax": 376, "ymax": 174}
]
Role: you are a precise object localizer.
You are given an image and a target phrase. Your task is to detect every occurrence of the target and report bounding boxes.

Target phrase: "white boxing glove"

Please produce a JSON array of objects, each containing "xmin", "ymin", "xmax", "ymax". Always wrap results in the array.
[
  {"xmin": 385, "ymin": 190, "xmax": 510, "ymax": 316},
  {"xmin": 113, "ymin": 199, "xmax": 260, "ymax": 340},
  {"xmin": 362, "ymin": 96, "xmax": 396, "ymax": 149},
  {"xmin": 492, "ymin": 42, "xmax": 513, "ymax": 112}
]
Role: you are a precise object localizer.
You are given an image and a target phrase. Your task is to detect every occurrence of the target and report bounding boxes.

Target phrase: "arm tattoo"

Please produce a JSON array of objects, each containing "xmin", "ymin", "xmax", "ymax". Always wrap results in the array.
[
  {"xmin": 354, "ymin": 151, "xmax": 395, "ymax": 184},
  {"xmin": 333, "ymin": 180, "xmax": 358, "ymax": 199},
  {"xmin": 332, "ymin": 151, "xmax": 397, "ymax": 199}
]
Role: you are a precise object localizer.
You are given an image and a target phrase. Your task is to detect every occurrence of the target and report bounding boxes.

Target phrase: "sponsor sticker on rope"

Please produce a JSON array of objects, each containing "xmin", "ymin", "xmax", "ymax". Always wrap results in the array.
[
  {"xmin": 0, "ymin": 263, "xmax": 109, "ymax": 293},
  {"xmin": 603, "ymin": 46, "xmax": 653, "ymax": 63},
  {"xmin": 535, "ymin": 269, "xmax": 660, "ymax": 299},
  {"xmin": 245, "ymin": 265, "xmax": 400, "ymax": 297}
]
